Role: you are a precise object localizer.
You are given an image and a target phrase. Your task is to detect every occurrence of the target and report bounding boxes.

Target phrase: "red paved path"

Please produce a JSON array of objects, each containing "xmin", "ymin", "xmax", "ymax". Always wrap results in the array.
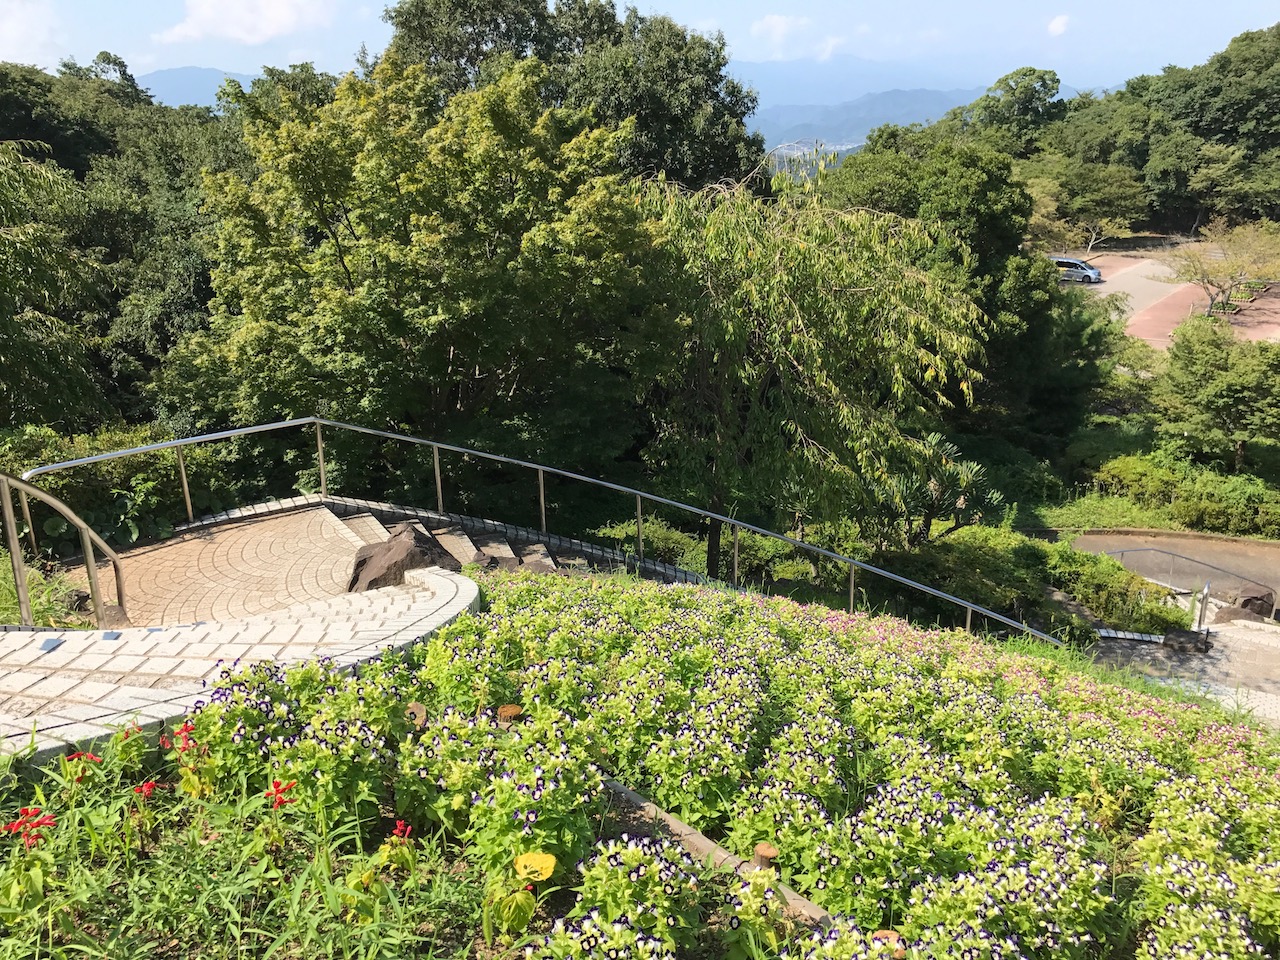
[{"xmin": 1073, "ymin": 254, "xmax": 1280, "ymax": 348}]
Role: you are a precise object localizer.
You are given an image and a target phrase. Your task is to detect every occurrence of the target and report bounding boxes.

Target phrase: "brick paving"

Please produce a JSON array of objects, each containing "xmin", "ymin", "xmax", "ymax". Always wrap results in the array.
[
  {"xmin": 77, "ymin": 506, "xmax": 361, "ymax": 627},
  {"xmin": 2, "ymin": 505, "xmax": 481, "ymax": 760}
]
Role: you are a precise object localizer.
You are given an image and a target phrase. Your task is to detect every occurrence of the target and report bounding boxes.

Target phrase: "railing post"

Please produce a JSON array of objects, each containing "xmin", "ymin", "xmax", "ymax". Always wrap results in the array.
[
  {"xmin": 965, "ymin": 606, "xmax": 973, "ymax": 633},
  {"xmin": 175, "ymin": 446, "xmax": 194, "ymax": 523},
  {"xmin": 433, "ymin": 445, "xmax": 444, "ymax": 514},
  {"xmin": 538, "ymin": 468, "xmax": 547, "ymax": 533},
  {"xmin": 732, "ymin": 525, "xmax": 740, "ymax": 587},
  {"xmin": 18, "ymin": 489, "xmax": 37, "ymax": 554},
  {"xmin": 1, "ymin": 478, "xmax": 33, "ymax": 626},
  {"xmin": 314, "ymin": 423, "xmax": 328, "ymax": 498},
  {"xmin": 1198, "ymin": 581, "xmax": 1211, "ymax": 635},
  {"xmin": 848, "ymin": 562, "xmax": 856, "ymax": 614},
  {"xmin": 80, "ymin": 527, "xmax": 105, "ymax": 627},
  {"xmin": 636, "ymin": 495, "xmax": 644, "ymax": 562}
]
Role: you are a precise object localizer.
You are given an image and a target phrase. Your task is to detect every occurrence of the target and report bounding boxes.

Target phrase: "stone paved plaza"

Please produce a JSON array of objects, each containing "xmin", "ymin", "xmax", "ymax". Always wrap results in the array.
[{"xmin": 1, "ymin": 505, "xmax": 480, "ymax": 759}]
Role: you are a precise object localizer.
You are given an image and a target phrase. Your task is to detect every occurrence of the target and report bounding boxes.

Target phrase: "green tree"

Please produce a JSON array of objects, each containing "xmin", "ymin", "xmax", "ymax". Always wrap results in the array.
[
  {"xmin": 383, "ymin": 0, "xmax": 764, "ymax": 187},
  {"xmin": 959, "ymin": 67, "xmax": 1067, "ymax": 156},
  {"xmin": 383, "ymin": 0, "xmax": 551, "ymax": 94},
  {"xmin": 1147, "ymin": 25, "xmax": 1280, "ymax": 160},
  {"xmin": 1155, "ymin": 315, "xmax": 1280, "ymax": 472},
  {"xmin": 157, "ymin": 58, "xmax": 660, "ymax": 479},
  {"xmin": 644, "ymin": 176, "xmax": 986, "ymax": 578},
  {"xmin": 1019, "ymin": 152, "xmax": 1147, "ymax": 253},
  {"xmin": 0, "ymin": 141, "xmax": 101, "ymax": 427},
  {"xmin": 822, "ymin": 125, "xmax": 1122, "ymax": 444},
  {"xmin": 561, "ymin": 10, "xmax": 764, "ymax": 185},
  {"xmin": 1156, "ymin": 218, "xmax": 1280, "ymax": 314}
]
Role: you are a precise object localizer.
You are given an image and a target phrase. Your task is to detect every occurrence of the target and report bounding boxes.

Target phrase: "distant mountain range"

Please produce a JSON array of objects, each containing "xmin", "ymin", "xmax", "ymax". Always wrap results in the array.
[
  {"xmin": 135, "ymin": 62, "xmax": 1074, "ymax": 153},
  {"xmin": 753, "ymin": 87, "xmax": 986, "ymax": 152},
  {"xmin": 138, "ymin": 67, "xmax": 258, "ymax": 108}
]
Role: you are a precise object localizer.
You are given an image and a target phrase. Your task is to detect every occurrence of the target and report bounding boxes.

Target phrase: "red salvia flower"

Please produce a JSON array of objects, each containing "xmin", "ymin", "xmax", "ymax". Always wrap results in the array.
[
  {"xmin": 134, "ymin": 781, "xmax": 158, "ymax": 799},
  {"xmin": 393, "ymin": 819, "xmax": 411, "ymax": 839},
  {"xmin": 67, "ymin": 751, "xmax": 102, "ymax": 763},
  {"xmin": 174, "ymin": 721, "xmax": 197, "ymax": 754},
  {"xmin": 4, "ymin": 807, "xmax": 56, "ymax": 849},
  {"xmin": 264, "ymin": 779, "xmax": 297, "ymax": 809}
]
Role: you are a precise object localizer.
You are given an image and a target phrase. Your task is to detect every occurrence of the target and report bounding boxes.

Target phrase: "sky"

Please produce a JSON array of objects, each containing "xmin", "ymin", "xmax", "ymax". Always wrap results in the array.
[{"xmin": 1, "ymin": 0, "xmax": 1277, "ymax": 92}]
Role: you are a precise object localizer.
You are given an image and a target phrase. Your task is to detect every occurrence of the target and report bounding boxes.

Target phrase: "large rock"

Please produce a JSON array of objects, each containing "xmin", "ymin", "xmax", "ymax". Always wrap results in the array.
[
  {"xmin": 1234, "ymin": 586, "xmax": 1275, "ymax": 619},
  {"xmin": 1163, "ymin": 628, "xmax": 1213, "ymax": 653},
  {"xmin": 1214, "ymin": 604, "xmax": 1265, "ymax": 625},
  {"xmin": 346, "ymin": 522, "xmax": 457, "ymax": 592}
]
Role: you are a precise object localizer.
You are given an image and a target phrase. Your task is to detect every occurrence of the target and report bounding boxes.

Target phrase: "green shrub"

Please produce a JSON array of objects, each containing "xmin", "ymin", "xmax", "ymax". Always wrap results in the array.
[
  {"xmin": 0, "ymin": 423, "xmax": 237, "ymax": 553},
  {"xmin": 1096, "ymin": 453, "xmax": 1280, "ymax": 540},
  {"xmin": 1095, "ymin": 455, "xmax": 1179, "ymax": 507},
  {"xmin": 0, "ymin": 549, "xmax": 90, "ymax": 627},
  {"xmin": 880, "ymin": 526, "xmax": 1187, "ymax": 636},
  {"xmin": 595, "ymin": 516, "xmax": 702, "ymax": 569},
  {"xmin": 594, "ymin": 518, "xmax": 807, "ymax": 584},
  {"xmin": 1045, "ymin": 542, "xmax": 1189, "ymax": 635}
]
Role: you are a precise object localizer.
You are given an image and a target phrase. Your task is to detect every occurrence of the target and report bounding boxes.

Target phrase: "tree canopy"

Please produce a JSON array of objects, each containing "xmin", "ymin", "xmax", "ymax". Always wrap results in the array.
[{"xmin": 645, "ymin": 175, "xmax": 987, "ymax": 572}]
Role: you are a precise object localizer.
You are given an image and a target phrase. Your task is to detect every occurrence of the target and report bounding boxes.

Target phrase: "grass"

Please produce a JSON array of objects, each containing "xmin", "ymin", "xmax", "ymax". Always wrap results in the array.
[
  {"xmin": 0, "ymin": 548, "xmax": 91, "ymax": 627},
  {"xmin": 1013, "ymin": 492, "xmax": 1183, "ymax": 532}
]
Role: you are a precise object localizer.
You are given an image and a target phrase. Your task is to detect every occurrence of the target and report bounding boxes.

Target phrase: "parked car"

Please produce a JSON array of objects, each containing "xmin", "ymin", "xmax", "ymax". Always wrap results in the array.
[{"xmin": 1052, "ymin": 256, "xmax": 1102, "ymax": 283}]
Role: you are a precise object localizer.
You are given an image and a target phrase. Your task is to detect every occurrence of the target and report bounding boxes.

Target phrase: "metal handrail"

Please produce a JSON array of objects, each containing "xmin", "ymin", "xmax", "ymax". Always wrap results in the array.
[
  {"xmin": 21, "ymin": 417, "xmax": 1062, "ymax": 646},
  {"xmin": 1, "ymin": 472, "xmax": 127, "ymax": 627},
  {"xmin": 1106, "ymin": 547, "xmax": 1274, "ymax": 597}
]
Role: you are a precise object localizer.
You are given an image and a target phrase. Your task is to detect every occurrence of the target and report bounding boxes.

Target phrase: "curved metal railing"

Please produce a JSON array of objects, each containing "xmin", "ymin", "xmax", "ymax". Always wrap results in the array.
[
  {"xmin": 1, "ymin": 472, "xmax": 127, "ymax": 627},
  {"xmin": 21, "ymin": 417, "xmax": 1062, "ymax": 646}
]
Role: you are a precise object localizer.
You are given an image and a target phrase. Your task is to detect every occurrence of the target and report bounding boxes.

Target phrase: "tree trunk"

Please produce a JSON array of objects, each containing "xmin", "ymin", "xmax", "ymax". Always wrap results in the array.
[{"xmin": 1236, "ymin": 438, "xmax": 1247, "ymax": 474}]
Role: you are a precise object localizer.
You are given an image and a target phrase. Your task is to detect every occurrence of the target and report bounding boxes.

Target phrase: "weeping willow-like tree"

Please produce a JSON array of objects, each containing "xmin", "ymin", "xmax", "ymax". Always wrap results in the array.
[
  {"xmin": 0, "ymin": 140, "xmax": 100, "ymax": 428},
  {"xmin": 643, "ymin": 175, "xmax": 989, "ymax": 576}
]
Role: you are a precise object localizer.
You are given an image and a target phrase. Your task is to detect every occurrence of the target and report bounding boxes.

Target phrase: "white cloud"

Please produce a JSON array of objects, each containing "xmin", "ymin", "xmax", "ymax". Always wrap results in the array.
[
  {"xmin": 154, "ymin": 0, "xmax": 337, "ymax": 46},
  {"xmin": 1048, "ymin": 14, "xmax": 1069, "ymax": 37},
  {"xmin": 750, "ymin": 14, "xmax": 812, "ymax": 49},
  {"xmin": 0, "ymin": 0, "xmax": 61, "ymax": 68}
]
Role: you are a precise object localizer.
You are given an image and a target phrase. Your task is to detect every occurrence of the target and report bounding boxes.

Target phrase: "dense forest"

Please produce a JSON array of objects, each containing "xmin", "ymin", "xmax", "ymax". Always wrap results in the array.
[{"xmin": 3, "ymin": 2, "xmax": 1280, "ymax": 630}]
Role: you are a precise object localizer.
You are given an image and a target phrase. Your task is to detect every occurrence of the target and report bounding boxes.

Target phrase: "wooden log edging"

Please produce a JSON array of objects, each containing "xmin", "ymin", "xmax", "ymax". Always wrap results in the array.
[{"xmin": 601, "ymin": 778, "xmax": 833, "ymax": 928}]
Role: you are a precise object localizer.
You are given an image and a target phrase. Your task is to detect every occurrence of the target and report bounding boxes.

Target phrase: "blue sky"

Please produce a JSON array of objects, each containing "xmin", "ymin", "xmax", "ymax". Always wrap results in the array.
[{"xmin": 2, "ymin": 0, "xmax": 1276, "ymax": 91}]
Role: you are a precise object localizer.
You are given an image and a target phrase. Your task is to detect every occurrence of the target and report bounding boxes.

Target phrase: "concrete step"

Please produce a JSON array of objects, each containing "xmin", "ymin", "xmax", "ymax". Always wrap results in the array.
[
  {"xmin": 516, "ymin": 541, "xmax": 557, "ymax": 573},
  {"xmin": 342, "ymin": 513, "xmax": 393, "ymax": 546},
  {"xmin": 470, "ymin": 531, "xmax": 521, "ymax": 571},
  {"xmin": 422, "ymin": 523, "xmax": 484, "ymax": 567},
  {"xmin": 549, "ymin": 546, "xmax": 623, "ymax": 574}
]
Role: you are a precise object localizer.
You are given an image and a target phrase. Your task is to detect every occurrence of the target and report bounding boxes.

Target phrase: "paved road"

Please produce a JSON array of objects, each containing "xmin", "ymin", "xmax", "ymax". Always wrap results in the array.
[
  {"xmin": 1071, "ymin": 529, "xmax": 1280, "ymax": 724},
  {"xmin": 1071, "ymin": 531, "xmax": 1280, "ymax": 601},
  {"xmin": 1088, "ymin": 256, "xmax": 1180, "ymax": 313}
]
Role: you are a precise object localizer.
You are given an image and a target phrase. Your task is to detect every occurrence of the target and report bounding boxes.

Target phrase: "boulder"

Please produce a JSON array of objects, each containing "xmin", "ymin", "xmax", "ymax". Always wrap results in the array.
[
  {"xmin": 1163, "ymin": 628, "xmax": 1213, "ymax": 653},
  {"xmin": 1214, "ymin": 604, "xmax": 1265, "ymax": 625},
  {"xmin": 347, "ymin": 522, "xmax": 456, "ymax": 592},
  {"xmin": 1234, "ymin": 586, "xmax": 1275, "ymax": 619}
]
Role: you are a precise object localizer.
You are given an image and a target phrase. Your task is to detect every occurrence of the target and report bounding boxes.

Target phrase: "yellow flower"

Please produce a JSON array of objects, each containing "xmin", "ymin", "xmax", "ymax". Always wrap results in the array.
[{"xmin": 514, "ymin": 851, "xmax": 556, "ymax": 881}]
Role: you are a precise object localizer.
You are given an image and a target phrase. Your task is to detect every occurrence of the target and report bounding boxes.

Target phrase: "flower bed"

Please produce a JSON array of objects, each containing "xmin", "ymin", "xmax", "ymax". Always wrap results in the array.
[{"xmin": 3, "ymin": 571, "xmax": 1279, "ymax": 958}]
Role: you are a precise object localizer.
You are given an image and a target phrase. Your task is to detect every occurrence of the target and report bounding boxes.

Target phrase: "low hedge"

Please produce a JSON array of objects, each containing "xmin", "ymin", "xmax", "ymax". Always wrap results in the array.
[
  {"xmin": 879, "ymin": 526, "xmax": 1188, "ymax": 637},
  {"xmin": 1097, "ymin": 454, "xmax": 1280, "ymax": 539}
]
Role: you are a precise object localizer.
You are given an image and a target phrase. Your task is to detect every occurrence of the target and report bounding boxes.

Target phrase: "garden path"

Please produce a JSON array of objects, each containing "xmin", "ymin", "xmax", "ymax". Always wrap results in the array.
[{"xmin": 0, "ymin": 505, "xmax": 481, "ymax": 761}]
